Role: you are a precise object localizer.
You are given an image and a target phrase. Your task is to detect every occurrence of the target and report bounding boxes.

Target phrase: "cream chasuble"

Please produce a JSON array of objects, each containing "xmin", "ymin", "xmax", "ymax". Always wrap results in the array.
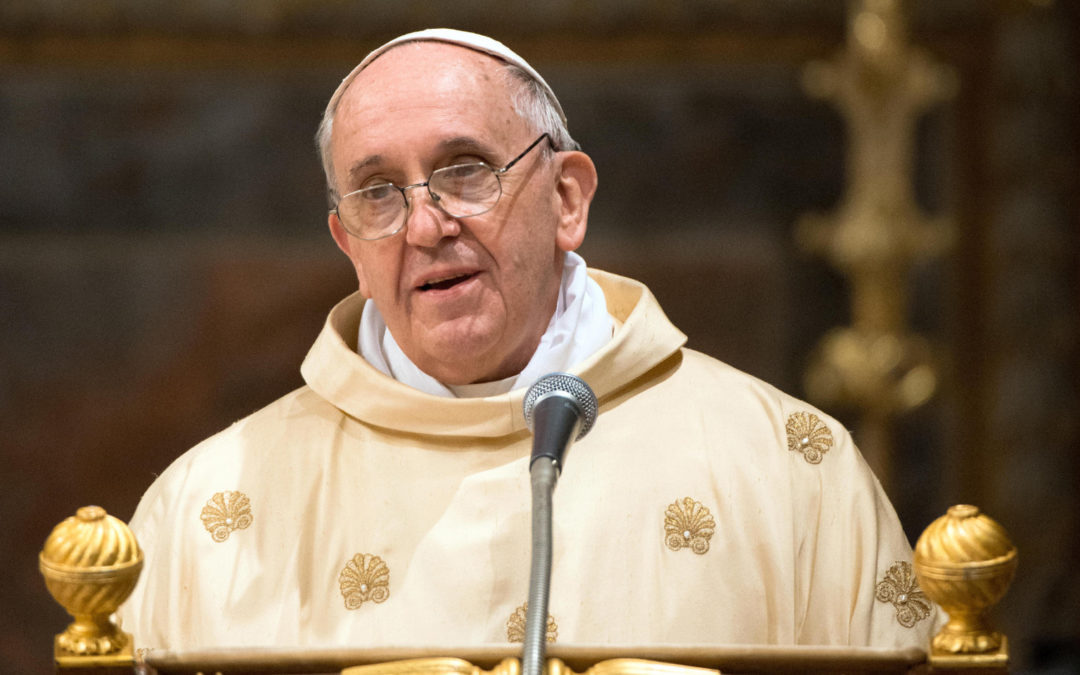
[{"xmin": 119, "ymin": 270, "xmax": 939, "ymax": 653}]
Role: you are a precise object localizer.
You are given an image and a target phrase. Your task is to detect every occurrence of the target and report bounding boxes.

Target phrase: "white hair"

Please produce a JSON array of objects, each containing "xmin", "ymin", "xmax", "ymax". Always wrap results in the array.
[
  {"xmin": 502, "ymin": 62, "xmax": 579, "ymax": 153},
  {"xmin": 314, "ymin": 58, "xmax": 578, "ymax": 206}
]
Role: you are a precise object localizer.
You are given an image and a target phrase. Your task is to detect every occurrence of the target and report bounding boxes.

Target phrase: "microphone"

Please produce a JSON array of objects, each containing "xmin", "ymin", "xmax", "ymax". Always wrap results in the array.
[
  {"xmin": 523, "ymin": 372, "xmax": 598, "ymax": 471},
  {"xmin": 520, "ymin": 373, "xmax": 597, "ymax": 675}
]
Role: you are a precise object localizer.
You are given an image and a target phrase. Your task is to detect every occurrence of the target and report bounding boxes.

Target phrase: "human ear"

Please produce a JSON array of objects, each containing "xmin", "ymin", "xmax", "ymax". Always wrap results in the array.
[
  {"xmin": 553, "ymin": 151, "xmax": 598, "ymax": 253},
  {"xmin": 328, "ymin": 212, "xmax": 371, "ymax": 297}
]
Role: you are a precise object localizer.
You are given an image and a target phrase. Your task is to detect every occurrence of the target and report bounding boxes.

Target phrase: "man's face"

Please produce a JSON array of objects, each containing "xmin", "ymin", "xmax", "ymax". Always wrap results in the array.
[{"xmin": 328, "ymin": 43, "xmax": 594, "ymax": 385}]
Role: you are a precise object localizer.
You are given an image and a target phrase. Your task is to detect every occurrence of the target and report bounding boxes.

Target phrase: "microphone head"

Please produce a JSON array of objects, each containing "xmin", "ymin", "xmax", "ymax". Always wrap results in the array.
[{"xmin": 523, "ymin": 372, "xmax": 598, "ymax": 441}]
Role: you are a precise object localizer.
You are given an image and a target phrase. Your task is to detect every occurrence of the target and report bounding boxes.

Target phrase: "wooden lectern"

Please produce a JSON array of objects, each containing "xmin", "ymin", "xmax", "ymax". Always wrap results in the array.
[{"xmin": 40, "ymin": 504, "xmax": 1017, "ymax": 675}]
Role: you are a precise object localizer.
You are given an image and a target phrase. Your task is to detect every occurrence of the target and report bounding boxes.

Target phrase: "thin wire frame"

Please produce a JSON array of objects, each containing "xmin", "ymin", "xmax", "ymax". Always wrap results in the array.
[{"xmin": 331, "ymin": 133, "xmax": 555, "ymax": 240}]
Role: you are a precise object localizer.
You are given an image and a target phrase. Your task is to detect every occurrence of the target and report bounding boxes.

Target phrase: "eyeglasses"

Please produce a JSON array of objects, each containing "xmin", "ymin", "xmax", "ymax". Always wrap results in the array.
[{"xmin": 331, "ymin": 133, "xmax": 555, "ymax": 241}]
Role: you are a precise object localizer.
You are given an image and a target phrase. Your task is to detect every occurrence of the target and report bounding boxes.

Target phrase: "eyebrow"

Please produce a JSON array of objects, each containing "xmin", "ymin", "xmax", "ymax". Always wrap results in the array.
[
  {"xmin": 345, "ymin": 155, "xmax": 385, "ymax": 188},
  {"xmin": 437, "ymin": 135, "xmax": 497, "ymax": 159},
  {"xmin": 344, "ymin": 136, "xmax": 499, "ymax": 188}
]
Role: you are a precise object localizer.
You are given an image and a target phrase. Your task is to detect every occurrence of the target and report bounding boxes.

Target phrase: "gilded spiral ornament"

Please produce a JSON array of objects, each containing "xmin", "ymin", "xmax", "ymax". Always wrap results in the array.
[
  {"xmin": 39, "ymin": 506, "xmax": 143, "ymax": 656},
  {"xmin": 914, "ymin": 504, "xmax": 1017, "ymax": 656},
  {"xmin": 506, "ymin": 602, "xmax": 558, "ymax": 643},
  {"xmin": 664, "ymin": 498, "xmax": 715, "ymax": 554},
  {"xmin": 200, "ymin": 491, "xmax": 253, "ymax": 542},
  {"xmin": 339, "ymin": 553, "xmax": 390, "ymax": 610},
  {"xmin": 785, "ymin": 412, "xmax": 834, "ymax": 464}
]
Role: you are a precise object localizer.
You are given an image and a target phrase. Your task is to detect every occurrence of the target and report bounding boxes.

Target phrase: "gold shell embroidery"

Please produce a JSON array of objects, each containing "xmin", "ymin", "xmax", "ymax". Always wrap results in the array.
[
  {"xmin": 875, "ymin": 561, "xmax": 932, "ymax": 628},
  {"xmin": 664, "ymin": 497, "xmax": 716, "ymax": 554},
  {"xmin": 200, "ymin": 491, "xmax": 253, "ymax": 543},
  {"xmin": 339, "ymin": 553, "xmax": 390, "ymax": 610},
  {"xmin": 786, "ymin": 412, "xmax": 834, "ymax": 464},
  {"xmin": 506, "ymin": 602, "xmax": 557, "ymax": 643}
]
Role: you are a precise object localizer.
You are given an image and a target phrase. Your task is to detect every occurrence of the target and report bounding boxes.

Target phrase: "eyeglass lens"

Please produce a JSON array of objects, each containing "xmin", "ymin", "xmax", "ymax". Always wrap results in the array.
[
  {"xmin": 334, "ymin": 133, "xmax": 550, "ymax": 240},
  {"xmin": 337, "ymin": 163, "xmax": 501, "ymax": 239}
]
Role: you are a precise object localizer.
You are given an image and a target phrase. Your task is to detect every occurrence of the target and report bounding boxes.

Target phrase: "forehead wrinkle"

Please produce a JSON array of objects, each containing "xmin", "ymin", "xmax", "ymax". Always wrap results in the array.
[{"xmin": 333, "ymin": 44, "xmax": 529, "ymax": 192}]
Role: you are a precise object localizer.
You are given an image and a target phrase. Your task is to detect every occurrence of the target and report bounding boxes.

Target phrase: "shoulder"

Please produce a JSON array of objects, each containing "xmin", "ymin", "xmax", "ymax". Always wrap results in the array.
[
  {"xmin": 175, "ymin": 385, "xmax": 331, "ymax": 463},
  {"xmin": 668, "ymin": 348, "xmax": 855, "ymax": 456},
  {"xmin": 131, "ymin": 385, "xmax": 339, "ymax": 523},
  {"xmin": 669, "ymin": 353, "xmax": 933, "ymax": 645},
  {"xmin": 599, "ymin": 346, "xmax": 869, "ymax": 507}
]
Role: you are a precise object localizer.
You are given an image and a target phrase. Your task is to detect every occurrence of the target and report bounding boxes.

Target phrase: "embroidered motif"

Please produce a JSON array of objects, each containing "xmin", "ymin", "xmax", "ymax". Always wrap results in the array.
[
  {"xmin": 339, "ymin": 553, "xmax": 390, "ymax": 610},
  {"xmin": 786, "ymin": 412, "xmax": 834, "ymax": 464},
  {"xmin": 200, "ymin": 491, "xmax": 253, "ymax": 542},
  {"xmin": 875, "ymin": 561, "xmax": 932, "ymax": 628},
  {"xmin": 506, "ymin": 602, "xmax": 557, "ymax": 643},
  {"xmin": 664, "ymin": 497, "xmax": 716, "ymax": 554}
]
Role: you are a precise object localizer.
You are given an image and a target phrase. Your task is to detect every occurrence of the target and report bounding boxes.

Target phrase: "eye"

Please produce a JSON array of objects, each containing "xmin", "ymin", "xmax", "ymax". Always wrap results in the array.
[
  {"xmin": 435, "ymin": 162, "xmax": 489, "ymax": 184},
  {"xmin": 431, "ymin": 163, "xmax": 499, "ymax": 206},
  {"xmin": 358, "ymin": 183, "xmax": 398, "ymax": 202}
]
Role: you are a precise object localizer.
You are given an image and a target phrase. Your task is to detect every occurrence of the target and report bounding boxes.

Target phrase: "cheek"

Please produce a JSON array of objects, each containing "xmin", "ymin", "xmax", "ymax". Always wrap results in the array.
[
  {"xmin": 354, "ymin": 248, "xmax": 394, "ymax": 301},
  {"xmin": 498, "ymin": 239, "xmax": 557, "ymax": 312},
  {"xmin": 343, "ymin": 248, "xmax": 369, "ymax": 297},
  {"xmin": 357, "ymin": 269, "xmax": 371, "ymax": 298}
]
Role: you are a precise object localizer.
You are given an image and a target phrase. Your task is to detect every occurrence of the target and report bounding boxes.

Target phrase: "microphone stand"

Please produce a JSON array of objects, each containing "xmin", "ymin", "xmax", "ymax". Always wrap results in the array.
[
  {"xmin": 522, "ymin": 457, "xmax": 558, "ymax": 675},
  {"xmin": 520, "ymin": 374, "xmax": 597, "ymax": 675}
]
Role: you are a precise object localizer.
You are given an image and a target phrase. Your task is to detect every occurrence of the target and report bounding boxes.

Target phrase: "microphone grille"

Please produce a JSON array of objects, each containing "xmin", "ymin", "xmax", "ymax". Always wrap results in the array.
[{"xmin": 523, "ymin": 372, "xmax": 598, "ymax": 441}]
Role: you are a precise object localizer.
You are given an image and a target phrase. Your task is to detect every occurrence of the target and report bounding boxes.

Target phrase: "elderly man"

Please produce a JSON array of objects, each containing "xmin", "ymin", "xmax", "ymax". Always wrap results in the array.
[{"xmin": 120, "ymin": 29, "xmax": 936, "ymax": 652}]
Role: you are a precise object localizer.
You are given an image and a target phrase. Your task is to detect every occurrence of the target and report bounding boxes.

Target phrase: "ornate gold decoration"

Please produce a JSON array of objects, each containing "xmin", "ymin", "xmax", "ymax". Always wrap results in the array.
[
  {"xmin": 557, "ymin": 656, "xmax": 717, "ymax": 673},
  {"xmin": 914, "ymin": 504, "xmax": 1017, "ymax": 660},
  {"xmin": 663, "ymin": 497, "xmax": 715, "ymax": 554},
  {"xmin": 339, "ymin": 553, "xmax": 391, "ymax": 610},
  {"xmin": 785, "ymin": 412, "xmax": 835, "ymax": 464},
  {"xmin": 797, "ymin": 0, "xmax": 956, "ymax": 489},
  {"xmin": 39, "ymin": 506, "xmax": 142, "ymax": 658},
  {"xmin": 345, "ymin": 657, "xmax": 521, "ymax": 675},
  {"xmin": 343, "ymin": 657, "xmax": 717, "ymax": 675},
  {"xmin": 548, "ymin": 658, "xmax": 719, "ymax": 675},
  {"xmin": 506, "ymin": 602, "xmax": 557, "ymax": 643},
  {"xmin": 874, "ymin": 561, "xmax": 932, "ymax": 628},
  {"xmin": 200, "ymin": 490, "xmax": 253, "ymax": 542}
]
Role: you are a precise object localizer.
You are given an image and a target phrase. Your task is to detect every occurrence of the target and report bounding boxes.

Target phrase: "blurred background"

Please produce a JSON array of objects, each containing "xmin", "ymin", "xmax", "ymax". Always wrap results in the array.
[{"xmin": 2, "ymin": 1, "xmax": 1076, "ymax": 673}]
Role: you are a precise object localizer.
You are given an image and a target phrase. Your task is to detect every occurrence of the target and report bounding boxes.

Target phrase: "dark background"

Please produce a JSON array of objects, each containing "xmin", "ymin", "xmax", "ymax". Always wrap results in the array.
[{"xmin": 2, "ymin": 1, "xmax": 1077, "ymax": 673}]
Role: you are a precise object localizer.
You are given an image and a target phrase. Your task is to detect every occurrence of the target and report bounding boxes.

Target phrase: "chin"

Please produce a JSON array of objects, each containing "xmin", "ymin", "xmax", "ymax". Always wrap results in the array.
[
  {"xmin": 413, "ymin": 331, "xmax": 504, "ymax": 383},
  {"xmin": 421, "ymin": 359, "xmax": 497, "ymax": 386}
]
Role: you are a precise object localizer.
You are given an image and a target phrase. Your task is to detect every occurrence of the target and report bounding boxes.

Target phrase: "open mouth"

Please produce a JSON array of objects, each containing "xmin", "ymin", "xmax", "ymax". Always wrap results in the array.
[{"xmin": 418, "ymin": 273, "xmax": 476, "ymax": 292}]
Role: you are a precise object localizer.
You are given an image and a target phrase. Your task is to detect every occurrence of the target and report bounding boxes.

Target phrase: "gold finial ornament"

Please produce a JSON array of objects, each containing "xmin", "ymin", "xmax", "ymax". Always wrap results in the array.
[
  {"xmin": 39, "ymin": 505, "xmax": 143, "ymax": 658},
  {"xmin": 914, "ymin": 505, "xmax": 1017, "ymax": 661}
]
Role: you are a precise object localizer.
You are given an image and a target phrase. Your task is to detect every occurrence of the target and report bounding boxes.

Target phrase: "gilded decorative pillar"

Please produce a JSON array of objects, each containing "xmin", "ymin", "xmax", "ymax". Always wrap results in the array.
[{"xmin": 798, "ymin": 0, "xmax": 955, "ymax": 489}]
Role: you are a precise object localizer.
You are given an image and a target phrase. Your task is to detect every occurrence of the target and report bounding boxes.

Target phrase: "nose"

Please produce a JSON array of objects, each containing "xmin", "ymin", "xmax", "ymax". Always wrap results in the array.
[{"xmin": 402, "ymin": 184, "xmax": 461, "ymax": 248}]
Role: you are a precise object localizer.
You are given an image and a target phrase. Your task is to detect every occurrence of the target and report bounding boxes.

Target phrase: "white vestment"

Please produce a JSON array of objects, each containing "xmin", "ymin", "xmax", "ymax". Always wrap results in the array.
[{"xmin": 119, "ymin": 270, "xmax": 938, "ymax": 652}]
